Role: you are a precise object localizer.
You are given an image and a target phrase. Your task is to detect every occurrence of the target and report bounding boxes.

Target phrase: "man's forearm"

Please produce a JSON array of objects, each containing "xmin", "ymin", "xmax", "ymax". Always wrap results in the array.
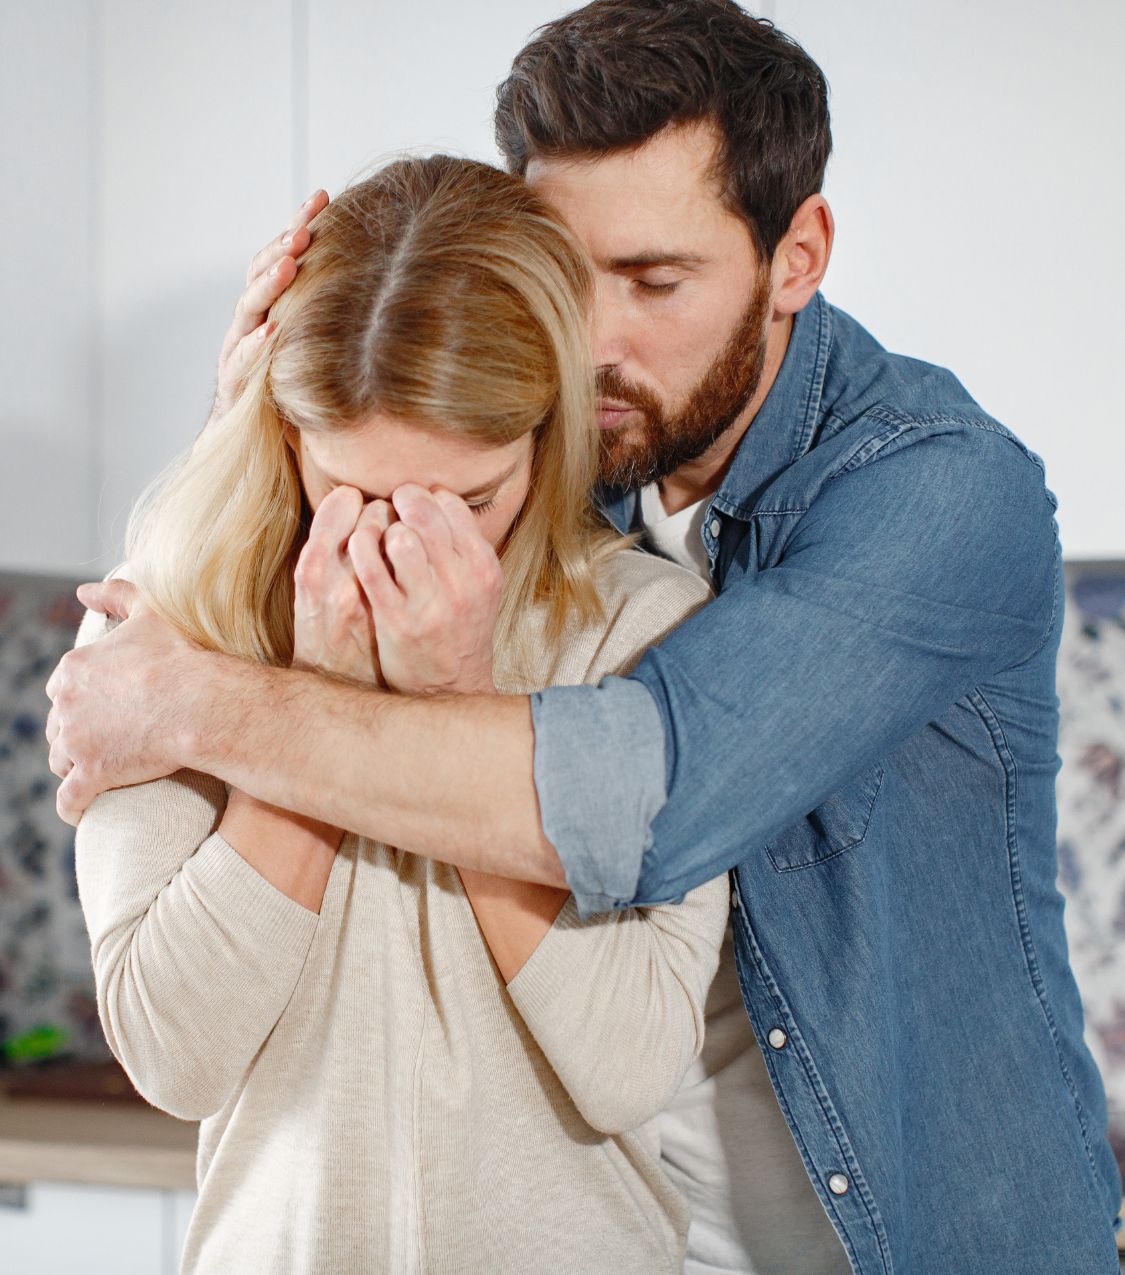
[{"xmin": 184, "ymin": 653, "xmax": 567, "ymax": 888}]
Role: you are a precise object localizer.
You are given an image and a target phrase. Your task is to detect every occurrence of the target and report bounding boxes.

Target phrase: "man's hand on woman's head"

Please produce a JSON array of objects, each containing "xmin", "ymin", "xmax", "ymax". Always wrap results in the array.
[
  {"xmin": 347, "ymin": 484, "xmax": 503, "ymax": 697},
  {"xmin": 204, "ymin": 189, "xmax": 330, "ymax": 437}
]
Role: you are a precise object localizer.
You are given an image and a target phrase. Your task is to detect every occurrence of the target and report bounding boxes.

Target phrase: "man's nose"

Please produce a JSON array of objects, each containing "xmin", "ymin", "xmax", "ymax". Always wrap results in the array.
[{"xmin": 589, "ymin": 279, "xmax": 629, "ymax": 369}]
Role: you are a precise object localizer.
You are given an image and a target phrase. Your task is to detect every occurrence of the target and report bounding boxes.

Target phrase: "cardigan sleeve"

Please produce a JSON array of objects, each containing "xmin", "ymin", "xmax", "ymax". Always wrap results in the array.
[
  {"xmin": 508, "ymin": 550, "xmax": 730, "ymax": 1133},
  {"xmin": 73, "ymin": 605, "xmax": 320, "ymax": 1121},
  {"xmin": 506, "ymin": 875, "xmax": 729, "ymax": 1133}
]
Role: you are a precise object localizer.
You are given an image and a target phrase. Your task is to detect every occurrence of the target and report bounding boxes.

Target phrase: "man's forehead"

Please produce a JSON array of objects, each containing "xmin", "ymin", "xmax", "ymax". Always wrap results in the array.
[{"xmin": 525, "ymin": 123, "xmax": 740, "ymax": 261}]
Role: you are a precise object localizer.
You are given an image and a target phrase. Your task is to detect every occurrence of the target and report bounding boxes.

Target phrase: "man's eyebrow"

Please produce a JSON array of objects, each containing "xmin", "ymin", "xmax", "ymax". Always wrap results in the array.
[
  {"xmin": 606, "ymin": 252, "xmax": 709, "ymax": 271},
  {"xmin": 323, "ymin": 457, "xmax": 521, "ymax": 504}
]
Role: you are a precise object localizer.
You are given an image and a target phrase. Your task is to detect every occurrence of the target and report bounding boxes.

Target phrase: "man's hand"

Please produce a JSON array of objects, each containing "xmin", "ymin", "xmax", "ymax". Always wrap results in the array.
[
  {"xmin": 349, "ymin": 484, "xmax": 503, "ymax": 695},
  {"xmin": 293, "ymin": 486, "xmax": 386, "ymax": 685},
  {"xmin": 46, "ymin": 581, "xmax": 210, "ymax": 825},
  {"xmin": 205, "ymin": 189, "xmax": 330, "ymax": 435}
]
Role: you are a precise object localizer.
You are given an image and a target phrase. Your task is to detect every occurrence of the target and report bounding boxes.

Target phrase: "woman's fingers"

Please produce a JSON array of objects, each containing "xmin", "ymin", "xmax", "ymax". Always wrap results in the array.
[
  {"xmin": 392, "ymin": 485, "xmax": 454, "ymax": 564},
  {"xmin": 429, "ymin": 488, "xmax": 502, "ymax": 573},
  {"xmin": 429, "ymin": 488, "xmax": 506, "ymax": 598},
  {"xmin": 295, "ymin": 486, "xmax": 364, "ymax": 599},
  {"xmin": 354, "ymin": 498, "xmax": 396, "ymax": 539},
  {"xmin": 348, "ymin": 522, "xmax": 403, "ymax": 614},
  {"xmin": 348, "ymin": 500, "xmax": 403, "ymax": 611},
  {"xmin": 381, "ymin": 522, "xmax": 437, "ymax": 606}
]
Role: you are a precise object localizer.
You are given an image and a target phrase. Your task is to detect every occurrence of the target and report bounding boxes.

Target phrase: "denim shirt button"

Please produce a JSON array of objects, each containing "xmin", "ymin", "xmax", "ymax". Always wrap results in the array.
[
  {"xmin": 709, "ymin": 518, "xmax": 722, "ymax": 538},
  {"xmin": 767, "ymin": 1027, "xmax": 788, "ymax": 1050},
  {"xmin": 827, "ymin": 1174, "xmax": 850, "ymax": 1196}
]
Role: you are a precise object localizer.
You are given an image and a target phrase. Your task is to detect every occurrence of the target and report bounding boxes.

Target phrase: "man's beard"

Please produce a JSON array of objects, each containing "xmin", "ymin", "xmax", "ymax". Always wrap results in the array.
[{"xmin": 596, "ymin": 267, "xmax": 772, "ymax": 490}]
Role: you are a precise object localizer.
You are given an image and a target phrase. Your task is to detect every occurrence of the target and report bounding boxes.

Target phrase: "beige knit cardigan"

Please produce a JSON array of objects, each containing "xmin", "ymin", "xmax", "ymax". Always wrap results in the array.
[{"xmin": 75, "ymin": 548, "xmax": 729, "ymax": 1274}]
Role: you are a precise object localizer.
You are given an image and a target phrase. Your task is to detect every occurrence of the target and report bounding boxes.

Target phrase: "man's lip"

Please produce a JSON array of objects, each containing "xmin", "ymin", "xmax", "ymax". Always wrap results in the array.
[{"xmin": 596, "ymin": 401, "xmax": 637, "ymax": 430}]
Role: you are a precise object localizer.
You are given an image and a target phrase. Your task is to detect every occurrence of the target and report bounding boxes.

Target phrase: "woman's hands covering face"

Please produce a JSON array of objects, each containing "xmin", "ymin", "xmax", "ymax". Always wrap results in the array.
[
  {"xmin": 292, "ymin": 486, "xmax": 386, "ymax": 684},
  {"xmin": 294, "ymin": 483, "xmax": 503, "ymax": 696}
]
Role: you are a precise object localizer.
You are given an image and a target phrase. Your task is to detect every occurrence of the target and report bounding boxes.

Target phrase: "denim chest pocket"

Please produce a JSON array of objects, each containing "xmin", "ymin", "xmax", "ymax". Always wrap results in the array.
[{"xmin": 764, "ymin": 765, "xmax": 886, "ymax": 871}]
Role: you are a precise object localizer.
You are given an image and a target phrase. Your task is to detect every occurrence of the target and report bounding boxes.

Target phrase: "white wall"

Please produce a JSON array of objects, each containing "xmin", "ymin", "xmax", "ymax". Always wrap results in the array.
[
  {"xmin": 775, "ymin": 0, "xmax": 1125, "ymax": 560},
  {"xmin": 2, "ymin": 0, "xmax": 1121, "ymax": 574},
  {"xmin": 1, "ymin": 3, "xmax": 99, "ymax": 574}
]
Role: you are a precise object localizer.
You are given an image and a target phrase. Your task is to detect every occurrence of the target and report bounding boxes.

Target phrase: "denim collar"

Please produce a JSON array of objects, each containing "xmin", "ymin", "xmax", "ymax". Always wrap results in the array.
[
  {"xmin": 598, "ymin": 291, "xmax": 833, "ymax": 533},
  {"xmin": 710, "ymin": 289, "xmax": 832, "ymax": 521}
]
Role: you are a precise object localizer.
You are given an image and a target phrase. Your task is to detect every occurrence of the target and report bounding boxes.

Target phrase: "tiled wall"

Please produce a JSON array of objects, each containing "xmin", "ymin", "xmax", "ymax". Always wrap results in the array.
[
  {"xmin": 0, "ymin": 572, "xmax": 108, "ymax": 1062},
  {"xmin": 1054, "ymin": 564, "xmax": 1125, "ymax": 1172},
  {"xmin": 1, "ymin": 565, "xmax": 1123, "ymax": 1174}
]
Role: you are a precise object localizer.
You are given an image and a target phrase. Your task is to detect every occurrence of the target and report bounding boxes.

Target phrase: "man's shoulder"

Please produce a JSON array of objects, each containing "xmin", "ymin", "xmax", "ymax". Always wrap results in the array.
[{"xmin": 807, "ymin": 301, "xmax": 1052, "ymax": 505}]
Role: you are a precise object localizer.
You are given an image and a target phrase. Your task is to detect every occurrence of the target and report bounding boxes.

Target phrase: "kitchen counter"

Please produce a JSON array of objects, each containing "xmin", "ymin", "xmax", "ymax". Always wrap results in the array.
[{"xmin": 0, "ymin": 1084, "xmax": 196, "ymax": 1191}]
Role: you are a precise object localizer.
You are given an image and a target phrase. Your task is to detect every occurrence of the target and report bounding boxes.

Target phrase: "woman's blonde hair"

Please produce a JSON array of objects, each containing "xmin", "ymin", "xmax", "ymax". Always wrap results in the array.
[{"xmin": 126, "ymin": 156, "xmax": 619, "ymax": 673}]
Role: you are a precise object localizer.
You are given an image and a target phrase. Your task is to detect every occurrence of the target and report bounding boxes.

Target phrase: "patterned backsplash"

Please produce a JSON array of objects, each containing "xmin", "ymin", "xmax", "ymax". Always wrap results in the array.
[
  {"xmin": 0, "ymin": 572, "xmax": 107, "ymax": 1063},
  {"xmin": 1, "ymin": 563, "xmax": 1123, "ymax": 1173}
]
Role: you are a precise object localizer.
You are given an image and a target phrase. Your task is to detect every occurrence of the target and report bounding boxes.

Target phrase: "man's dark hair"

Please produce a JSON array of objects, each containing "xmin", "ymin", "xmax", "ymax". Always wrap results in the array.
[{"xmin": 495, "ymin": 0, "xmax": 831, "ymax": 260}]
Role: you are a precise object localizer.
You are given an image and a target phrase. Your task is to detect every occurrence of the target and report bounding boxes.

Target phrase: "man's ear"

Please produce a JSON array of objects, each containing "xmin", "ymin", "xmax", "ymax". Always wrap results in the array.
[{"xmin": 771, "ymin": 194, "xmax": 834, "ymax": 316}]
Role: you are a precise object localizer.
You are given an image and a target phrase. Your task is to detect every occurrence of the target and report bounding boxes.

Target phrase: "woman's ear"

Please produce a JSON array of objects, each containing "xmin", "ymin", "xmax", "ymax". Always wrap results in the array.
[
  {"xmin": 282, "ymin": 422, "xmax": 300, "ymax": 454},
  {"xmin": 771, "ymin": 194, "xmax": 834, "ymax": 317}
]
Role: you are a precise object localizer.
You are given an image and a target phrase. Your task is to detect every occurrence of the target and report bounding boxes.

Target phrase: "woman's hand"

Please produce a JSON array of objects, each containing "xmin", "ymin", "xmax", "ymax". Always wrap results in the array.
[
  {"xmin": 348, "ymin": 484, "xmax": 503, "ymax": 696},
  {"xmin": 293, "ymin": 486, "xmax": 386, "ymax": 685}
]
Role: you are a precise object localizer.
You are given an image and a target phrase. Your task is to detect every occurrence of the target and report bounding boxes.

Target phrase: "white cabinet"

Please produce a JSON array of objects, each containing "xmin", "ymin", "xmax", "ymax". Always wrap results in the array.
[{"xmin": 0, "ymin": 1182, "xmax": 196, "ymax": 1275}]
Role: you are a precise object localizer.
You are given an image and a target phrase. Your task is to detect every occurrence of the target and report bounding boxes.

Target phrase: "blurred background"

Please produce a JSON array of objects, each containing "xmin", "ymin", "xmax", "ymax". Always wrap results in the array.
[
  {"xmin": 1, "ymin": 2, "xmax": 1123, "ymax": 1270},
  {"xmin": 4, "ymin": 0, "xmax": 1124, "ymax": 576}
]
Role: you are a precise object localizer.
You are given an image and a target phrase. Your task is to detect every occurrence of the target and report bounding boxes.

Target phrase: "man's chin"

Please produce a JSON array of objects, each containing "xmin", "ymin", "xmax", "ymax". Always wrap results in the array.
[{"xmin": 597, "ymin": 443, "xmax": 660, "ymax": 490}]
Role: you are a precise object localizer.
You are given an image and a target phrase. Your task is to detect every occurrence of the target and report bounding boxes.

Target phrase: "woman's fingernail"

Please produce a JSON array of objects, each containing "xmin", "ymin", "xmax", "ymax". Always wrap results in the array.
[{"xmin": 280, "ymin": 230, "xmax": 294, "ymax": 247}]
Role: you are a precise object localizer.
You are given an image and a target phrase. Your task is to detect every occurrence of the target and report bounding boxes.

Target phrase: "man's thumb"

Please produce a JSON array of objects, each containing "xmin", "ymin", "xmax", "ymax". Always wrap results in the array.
[{"xmin": 76, "ymin": 578, "xmax": 139, "ymax": 622}]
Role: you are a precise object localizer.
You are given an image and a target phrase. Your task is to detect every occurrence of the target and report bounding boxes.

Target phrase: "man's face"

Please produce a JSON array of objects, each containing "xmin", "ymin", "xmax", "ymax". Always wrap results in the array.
[{"xmin": 526, "ymin": 120, "xmax": 771, "ymax": 489}]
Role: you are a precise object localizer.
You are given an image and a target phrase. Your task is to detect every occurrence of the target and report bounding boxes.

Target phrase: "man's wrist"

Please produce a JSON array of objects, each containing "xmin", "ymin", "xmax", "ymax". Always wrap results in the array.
[{"xmin": 176, "ymin": 649, "xmax": 271, "ymax": 776}]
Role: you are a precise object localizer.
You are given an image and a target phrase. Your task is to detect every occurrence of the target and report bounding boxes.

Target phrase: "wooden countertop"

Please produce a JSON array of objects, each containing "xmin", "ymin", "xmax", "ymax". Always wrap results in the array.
[{"xmin": 0, "ymin": 1089, "xmax": 197, "ymax": 1191}]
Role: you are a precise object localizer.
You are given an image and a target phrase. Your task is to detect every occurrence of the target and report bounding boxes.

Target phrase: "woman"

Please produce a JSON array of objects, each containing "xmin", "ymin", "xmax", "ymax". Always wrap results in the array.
[{"xmin": 74, "ymin": 156, "xmax": 729, "ymax": 1274}]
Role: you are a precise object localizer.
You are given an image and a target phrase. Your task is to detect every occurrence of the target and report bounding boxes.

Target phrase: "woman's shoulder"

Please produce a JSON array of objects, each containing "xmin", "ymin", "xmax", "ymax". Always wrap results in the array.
[
  {"xmin": 574, "ymin": 548, "xmax": 713, "ymax": 683},
  {"xmin": 595, "ymin": 546, "xmax": 713, "ymax": 619}
]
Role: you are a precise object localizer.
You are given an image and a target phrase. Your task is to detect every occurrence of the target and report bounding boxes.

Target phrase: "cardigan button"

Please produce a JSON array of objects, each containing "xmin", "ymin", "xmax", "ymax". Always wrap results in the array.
[
  {"xmin": 828, "ymin": 1173, "xmax": 850, "ymax": 1196},
  {"xmin": 767, "ymin": 1028, "xmax": 788, "ymax": 1050}
]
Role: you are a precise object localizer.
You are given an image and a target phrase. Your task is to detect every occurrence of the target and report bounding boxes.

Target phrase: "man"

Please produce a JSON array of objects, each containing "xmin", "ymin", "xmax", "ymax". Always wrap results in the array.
[{"xmin": 47, "ymin": 2, "xmax": 1121, "ymax": 1271}]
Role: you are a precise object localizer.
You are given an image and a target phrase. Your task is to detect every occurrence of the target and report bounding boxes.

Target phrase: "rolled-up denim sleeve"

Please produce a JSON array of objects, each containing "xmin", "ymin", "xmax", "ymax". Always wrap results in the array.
[
  {"xmin": 530, "ymin": 676, "xmax": 668, "ymax": 917},
  {"xmin": 531, "ymin": 425, "xmax": 1059, "ymax": 914}
]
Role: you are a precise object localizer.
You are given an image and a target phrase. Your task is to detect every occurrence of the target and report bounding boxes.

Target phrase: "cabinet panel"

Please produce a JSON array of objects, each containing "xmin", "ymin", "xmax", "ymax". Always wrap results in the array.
[{"xmin": 0, "ymin": 1182, "xmax": 164, "ymax": 1275}]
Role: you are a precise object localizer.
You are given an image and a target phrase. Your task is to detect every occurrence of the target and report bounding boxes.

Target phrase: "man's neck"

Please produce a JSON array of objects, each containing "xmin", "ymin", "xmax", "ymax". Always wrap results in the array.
[{"xmin": 657, "ymin": 312, "xmax": 794, "ymax": 515}]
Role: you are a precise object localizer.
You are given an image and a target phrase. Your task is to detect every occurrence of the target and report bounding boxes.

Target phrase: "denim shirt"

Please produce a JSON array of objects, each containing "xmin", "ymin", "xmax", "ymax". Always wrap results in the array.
[{"xmin": 530, "ymin": 293, "xmax": 1122, "ymax": 1273}]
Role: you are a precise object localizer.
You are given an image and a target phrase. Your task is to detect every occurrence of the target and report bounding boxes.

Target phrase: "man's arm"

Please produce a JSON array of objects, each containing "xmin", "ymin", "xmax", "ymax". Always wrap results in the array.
[
  {"xmin": 533, "ymin": 423, "xmax": 1061, "ymax": 913},
  {"xmin": 50, "ymin": 422, "xmax": 1055, "ymax": 913},
  {"xmin": 48, "ymin": 495, "xmax": 566, "ymax": 889},
  {"xmin": 187, "ymin": 657, "xmax": 565, "ymax": 887}
]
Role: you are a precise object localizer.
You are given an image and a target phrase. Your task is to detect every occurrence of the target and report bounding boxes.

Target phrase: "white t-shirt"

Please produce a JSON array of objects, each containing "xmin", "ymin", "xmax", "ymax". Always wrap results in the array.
[{"xmin": 640, "ymin": 481, "xmax": 852, "ymax": 1275}]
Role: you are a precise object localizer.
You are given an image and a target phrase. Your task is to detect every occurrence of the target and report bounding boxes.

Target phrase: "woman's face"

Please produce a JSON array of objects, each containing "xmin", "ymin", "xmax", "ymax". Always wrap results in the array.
[{"xmin": 290, "ymin": 413, "xmax": 534, "ymax": 551}]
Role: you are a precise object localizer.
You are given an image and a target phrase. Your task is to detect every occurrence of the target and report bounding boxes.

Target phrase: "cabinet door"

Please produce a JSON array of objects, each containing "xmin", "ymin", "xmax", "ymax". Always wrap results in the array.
[
  {"xmin": 0, "ymin": 1182, "xmax": 165, "ymax": 1274},
  {"xmin": 168, "ymin": 1189, "xmax": 198, "ymax": 1266}
]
